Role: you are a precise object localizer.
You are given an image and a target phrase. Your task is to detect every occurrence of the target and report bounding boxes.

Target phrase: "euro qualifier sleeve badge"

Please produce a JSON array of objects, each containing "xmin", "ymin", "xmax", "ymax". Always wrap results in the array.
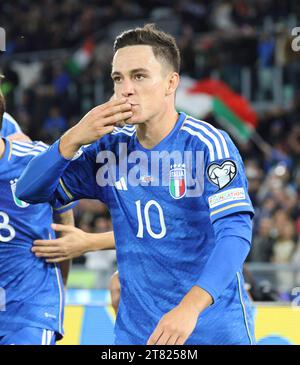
[{"xmin": 207, "ymin": 160, "xmax": 237, "ymax": 190}]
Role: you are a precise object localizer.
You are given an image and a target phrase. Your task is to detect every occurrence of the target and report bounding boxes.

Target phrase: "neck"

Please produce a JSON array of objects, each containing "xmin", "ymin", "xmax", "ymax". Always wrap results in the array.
[
  {"xmin": 136, "ymin": 106, "xmax": 179, "ymax": 149},
  {"xmin": 0, "ymin": 137, "xmax": 5, "ymax": 159}
]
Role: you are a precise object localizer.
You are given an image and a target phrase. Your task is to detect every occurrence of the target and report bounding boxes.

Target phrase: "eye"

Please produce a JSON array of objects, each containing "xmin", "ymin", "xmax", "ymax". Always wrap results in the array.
[
  {"xmin": 113, "ymin": 76, "xmax": 122, "ymax": 83},
  {"xmin": 134, "ymin": 74, "xmax": 145, "ymax": 81}
]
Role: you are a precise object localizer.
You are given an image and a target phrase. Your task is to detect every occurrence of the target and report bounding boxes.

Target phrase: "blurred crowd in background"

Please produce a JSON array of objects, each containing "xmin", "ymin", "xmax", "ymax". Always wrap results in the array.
[{"xmin": 1, "ymin": 0, "xmax": 300, "ymax": 297}]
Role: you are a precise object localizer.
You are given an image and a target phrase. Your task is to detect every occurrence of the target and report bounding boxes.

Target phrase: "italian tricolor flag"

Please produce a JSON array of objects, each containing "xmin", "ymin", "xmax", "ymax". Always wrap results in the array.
[
  {"xmin": 67, "ymin": 39, "xmax": 95, "ymax": 76},
  {"xmin": 170, "ymin": 178, "xmax": 185, "ymax": 199},
  {"xmin": 176, "ymin": 77, "xmax": 257, "ymax": 143}
]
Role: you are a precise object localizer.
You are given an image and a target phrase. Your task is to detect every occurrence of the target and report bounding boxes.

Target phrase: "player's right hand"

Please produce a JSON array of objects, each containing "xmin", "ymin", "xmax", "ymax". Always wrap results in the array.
[
  {"xmin": 32, "ymin": 224, "xmax": 91, "ymax": 263},
  {"xmin": 60, "ymin": 97, "xmax": 133, "ymax": 158}
]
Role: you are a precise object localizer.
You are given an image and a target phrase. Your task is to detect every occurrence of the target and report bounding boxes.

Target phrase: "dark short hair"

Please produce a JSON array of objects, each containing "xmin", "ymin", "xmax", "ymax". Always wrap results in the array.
[{"xmin": 113, "ymin": 24, "xmax": 180, "ymax": 73}]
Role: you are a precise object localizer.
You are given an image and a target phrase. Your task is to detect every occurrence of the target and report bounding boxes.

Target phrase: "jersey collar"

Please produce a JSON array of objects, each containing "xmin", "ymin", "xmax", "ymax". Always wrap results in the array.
[{"xmin": 134, "ymin": 112, "xmax": 187, "ymax": 152}]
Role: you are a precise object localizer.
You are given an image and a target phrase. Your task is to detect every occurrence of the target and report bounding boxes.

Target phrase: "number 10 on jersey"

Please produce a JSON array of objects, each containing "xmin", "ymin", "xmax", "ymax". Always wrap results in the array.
[{"xmin": 135, "ymin": 200, "xmax": 166, "ymax": 239}]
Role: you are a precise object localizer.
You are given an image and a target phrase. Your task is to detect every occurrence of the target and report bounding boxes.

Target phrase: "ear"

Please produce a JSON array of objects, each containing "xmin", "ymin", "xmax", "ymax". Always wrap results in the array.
[{"xmin": 165, "ymin": 72, "xmax": 180, "ymax": 96}]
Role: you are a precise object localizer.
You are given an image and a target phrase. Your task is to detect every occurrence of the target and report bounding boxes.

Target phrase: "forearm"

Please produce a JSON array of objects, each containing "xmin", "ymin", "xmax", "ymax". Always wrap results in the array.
[
  {"xmin": 180, "ymin": 286, "xmax": 213, "ymax": 316},
  {"xmin": 83, "ymin": 231, "xmax": 115, "ymax": 252},
  {"xmin": 59, "ymin": 128, "xmax": 83, "ymax": 159},
  {"xmin": 16, "ymin": 140, "xmax": 71, "ymax": 203},
  {"xmin": 195, "ymin": 235, "xmax": 250, "ymax": 303},
  {"xmin": 179, "ymin": 213, "xmax": 252, "ymax": 316},
  {"xmin": 195, "ymin": 213, "xmax": 252, "ymax": 303},
  {"xmin": 180, "ymin": 234, "xmax": 250, "ymax": 317}
]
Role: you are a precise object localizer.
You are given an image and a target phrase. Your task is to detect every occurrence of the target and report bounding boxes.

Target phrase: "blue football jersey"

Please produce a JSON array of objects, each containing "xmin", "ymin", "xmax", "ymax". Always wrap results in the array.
[
  {"xmin": 26, "ymin": 112, "xmax": 255, "ymax": 344},
  {"xmin": 0, "ymin": 138, "xmax": 75, "ymax": 338},
  {"xmin": 1, "ymin": 112, "xmax": 22, "ymax": 137}
]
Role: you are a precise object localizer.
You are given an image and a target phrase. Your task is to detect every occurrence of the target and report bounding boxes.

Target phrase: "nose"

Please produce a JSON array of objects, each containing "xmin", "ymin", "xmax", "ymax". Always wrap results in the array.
[{"xmin": 121, "ymin": 79, "xmax": 134, "ymax": 98}]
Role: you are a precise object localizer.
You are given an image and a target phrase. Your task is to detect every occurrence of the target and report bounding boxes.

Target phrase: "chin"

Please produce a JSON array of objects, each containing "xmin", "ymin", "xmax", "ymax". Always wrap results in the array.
[{"xmin": 125, "ymin": 114, "xmax": 144, "ymax": 125}]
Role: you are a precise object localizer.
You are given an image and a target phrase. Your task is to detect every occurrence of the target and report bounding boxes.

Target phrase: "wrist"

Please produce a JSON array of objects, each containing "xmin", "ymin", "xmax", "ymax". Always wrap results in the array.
[
  {"xmin": 82, "ymin": 232, "xmax": 97, "ymax": 253},
  {"xmin": 59, "ymin": 129, "xmax": 82, "ymax": 159},
  {"xmin": 180, "ymin": 286, "xmax": 213, "ymax": 316}
]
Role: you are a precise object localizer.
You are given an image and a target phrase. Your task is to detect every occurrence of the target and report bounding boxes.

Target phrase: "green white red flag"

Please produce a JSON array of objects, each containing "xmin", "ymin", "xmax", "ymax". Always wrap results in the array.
[{"xmin": 176, "ymin": 77, "xmax": 257, "ymax": 143}]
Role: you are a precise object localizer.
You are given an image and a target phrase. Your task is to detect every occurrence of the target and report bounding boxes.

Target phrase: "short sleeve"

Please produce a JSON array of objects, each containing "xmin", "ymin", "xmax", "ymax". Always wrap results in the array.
[{"xmin": 203, "ymin": 131, "xmax": 254, "ymax": 223}]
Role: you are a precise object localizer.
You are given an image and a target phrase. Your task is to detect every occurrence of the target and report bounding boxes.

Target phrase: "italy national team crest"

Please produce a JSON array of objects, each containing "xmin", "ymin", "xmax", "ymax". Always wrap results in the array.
[
  {"xmin": 169, "ymin": 164, "xmax": 186, "ymax": 199},
  {"xmin": 10, "ymin": 179, "xmax": 29, "ymax": 208}
]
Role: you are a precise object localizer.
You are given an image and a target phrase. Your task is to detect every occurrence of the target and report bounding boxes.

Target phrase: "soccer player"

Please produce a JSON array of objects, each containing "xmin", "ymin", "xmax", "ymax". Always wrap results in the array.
[
  {"xmin": 16, "ymin": 24, "xmax": 255, "ymax": 345},
  {"xmin": 0, "ymin": 89, "xmax": 75, "ymax": 345}
]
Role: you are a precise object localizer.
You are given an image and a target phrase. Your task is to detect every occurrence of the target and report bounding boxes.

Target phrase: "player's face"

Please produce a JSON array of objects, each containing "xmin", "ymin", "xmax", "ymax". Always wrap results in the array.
[{"xmin": 112, "ymin": 45, "xmax": 172, "ymax": 125}]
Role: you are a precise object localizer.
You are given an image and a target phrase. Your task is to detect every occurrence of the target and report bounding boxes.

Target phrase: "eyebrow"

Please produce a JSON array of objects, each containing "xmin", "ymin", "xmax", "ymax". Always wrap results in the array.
[{"xmin": 111, "ymin": 68, "xmax": 150, "ymax": 78}]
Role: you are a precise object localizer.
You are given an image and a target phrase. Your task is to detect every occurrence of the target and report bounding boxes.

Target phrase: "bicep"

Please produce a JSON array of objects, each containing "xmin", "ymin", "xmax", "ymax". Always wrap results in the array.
[{"xmin": 203, "ymin": 135, "xmax": 254, "ymax": 224}]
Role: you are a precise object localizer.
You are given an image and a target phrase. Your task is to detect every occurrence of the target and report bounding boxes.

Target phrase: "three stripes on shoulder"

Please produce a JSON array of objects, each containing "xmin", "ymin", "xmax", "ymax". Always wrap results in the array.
[{"xmin": 181, "ymin": 117, "xmax": 230, "ymax": 162}]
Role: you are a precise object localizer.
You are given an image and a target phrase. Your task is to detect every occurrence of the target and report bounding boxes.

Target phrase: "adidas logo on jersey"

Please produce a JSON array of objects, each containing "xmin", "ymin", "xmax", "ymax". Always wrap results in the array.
[{"xmin": 114, "ymin": 177, "xmax": 127, "ymax": 191}]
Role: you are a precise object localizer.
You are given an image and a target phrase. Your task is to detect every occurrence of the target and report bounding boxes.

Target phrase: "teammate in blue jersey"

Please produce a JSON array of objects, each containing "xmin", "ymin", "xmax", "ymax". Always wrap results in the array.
[
  {"xmin": 17, "ymin": 24, "xmax": 256, "ymax": 345},
  {"xmin": 1, "ymin": 112, "xmax": 31, "ymax": 141},
  {"xmin": 0, "ymin": 90, "xmax": 75, "ymax": 345}
]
